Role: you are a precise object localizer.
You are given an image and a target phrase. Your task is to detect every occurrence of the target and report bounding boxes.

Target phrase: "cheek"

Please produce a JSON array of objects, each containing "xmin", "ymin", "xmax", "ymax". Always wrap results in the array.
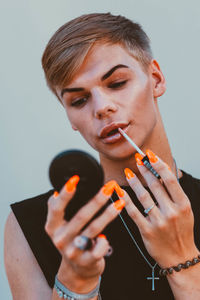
[{"xmin": 129, "ymin": 79, "xmax": 155, "ymax": 119}]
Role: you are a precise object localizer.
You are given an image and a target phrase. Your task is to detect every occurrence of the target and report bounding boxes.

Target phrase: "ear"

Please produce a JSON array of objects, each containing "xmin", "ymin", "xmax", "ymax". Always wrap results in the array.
[{"xmin": 150, "ymin": 60, "xmax": 166, "ymax": 98}]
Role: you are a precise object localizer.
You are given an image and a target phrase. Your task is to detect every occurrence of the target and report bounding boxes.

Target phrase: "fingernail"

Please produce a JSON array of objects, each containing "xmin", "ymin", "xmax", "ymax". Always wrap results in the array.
[
  {"xmin": 113, "ymin": 199, "xmax": 125, "ymax": 211},
  {"xmin": 98, "ymin": 234, "xmax": 107, "ymax": 239},
  {"xmin": 114, "ymin": 182, "xmax": 125, "ymax": 197},
  {"xmin": 135, "ymin": 153, "xmax": 144, "ymax": 165},
  {"xmin": 146, "ymin": 149, "xmax": 158, "ymax": 163},
  {"xmin": 124, "ymin": 168, "xmax": 135, "ymax": 179},
  {"xmin": 102, "ymin": 180, "xmax": 116, "ymax": 196},
  {"xmin": 53, "ymin": 191, "xmax": 59, "ymax": 198},
  {"xmin": 65, "ymin": 175, "xmax": 80, "ymax": 193}
]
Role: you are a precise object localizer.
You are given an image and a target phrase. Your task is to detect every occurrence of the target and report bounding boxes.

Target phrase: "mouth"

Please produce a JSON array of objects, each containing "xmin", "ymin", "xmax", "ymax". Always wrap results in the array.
[
  {"xmin": 99, "ymin": 122, "xmax": 129, "ymax": 138},
  {"xmin": 99, "ymin": 122, "xmax": 130, "ymax": 144}
]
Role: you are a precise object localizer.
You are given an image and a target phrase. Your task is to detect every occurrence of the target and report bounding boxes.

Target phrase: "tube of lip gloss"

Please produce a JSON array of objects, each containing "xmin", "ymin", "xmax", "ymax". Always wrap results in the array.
[{"xmin": 118, "ymin": 128, "xmax": 160, "ymax": 179}]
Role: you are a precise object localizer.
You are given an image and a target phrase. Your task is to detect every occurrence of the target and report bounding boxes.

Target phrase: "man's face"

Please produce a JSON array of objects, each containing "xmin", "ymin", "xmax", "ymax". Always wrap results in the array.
[{"xmin": 59, "ymin": 42, "xmax": 164, "ymax": 160}]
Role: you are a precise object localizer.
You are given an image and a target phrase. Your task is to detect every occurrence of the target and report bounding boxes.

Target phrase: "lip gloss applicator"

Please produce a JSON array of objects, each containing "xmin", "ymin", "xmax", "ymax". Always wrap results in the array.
[{"xmin": 118, "ymin": 128, "xmax": 161, "ymax": 179}]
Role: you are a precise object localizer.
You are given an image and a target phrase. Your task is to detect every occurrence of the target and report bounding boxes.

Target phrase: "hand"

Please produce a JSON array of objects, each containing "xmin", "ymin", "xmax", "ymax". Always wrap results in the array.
[
  {"xmin": 119, "ymin": 149, "xmax": 199, "ymax": 269},
  {"xmin": 44, "ymin": 176, "xmax": 125, "ymax": 290}
]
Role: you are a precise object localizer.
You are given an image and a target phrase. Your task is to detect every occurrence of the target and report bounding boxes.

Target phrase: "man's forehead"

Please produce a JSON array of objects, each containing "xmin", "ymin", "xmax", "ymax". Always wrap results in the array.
[{"xmin": 68, "ymin": 43, "xmax": 134, "ymax": 85}]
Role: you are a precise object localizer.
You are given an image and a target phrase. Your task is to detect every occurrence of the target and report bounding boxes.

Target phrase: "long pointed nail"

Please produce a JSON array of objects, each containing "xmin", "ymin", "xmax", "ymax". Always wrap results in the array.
[
  {"xmin": 53, "ymin": 191, "xmax": 59, "ymax": 198},
  {"xmin": 113, "ymin": 199, "xmax": 125, "ymax": 211},
  {"xmin": 124, "ymin": 168, "xmax": 135, "ymax": 179},
  {"xmin": 114, "ymin": 182, "xmax": 125, "ymax": 197},
  {"xmin": 135, "ymin": 153, "xmax": 144, "ymax": 165},
  {"xmin": 146, "ymin": 149, "xmax": 158, "ymax": 163},
  {"xmin": 102, "ymin": 180, "xmax": 116, "ymax": 196},
  {"xmin": 65, "ymin": 175, "xmax": 80, "ymax": 193}
]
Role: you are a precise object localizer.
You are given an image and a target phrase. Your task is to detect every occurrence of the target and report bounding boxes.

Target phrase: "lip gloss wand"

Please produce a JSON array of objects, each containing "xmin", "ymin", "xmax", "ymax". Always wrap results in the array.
[{"xmin": 118, "ymin": 128, "xmax": 160, "ymax": 179}]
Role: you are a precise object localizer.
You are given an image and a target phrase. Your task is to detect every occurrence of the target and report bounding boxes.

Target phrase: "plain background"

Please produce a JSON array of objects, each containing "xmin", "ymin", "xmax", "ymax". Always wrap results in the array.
[{"xmin": 1, "ymin": 0, "xmax": 199, "ymax": 298}]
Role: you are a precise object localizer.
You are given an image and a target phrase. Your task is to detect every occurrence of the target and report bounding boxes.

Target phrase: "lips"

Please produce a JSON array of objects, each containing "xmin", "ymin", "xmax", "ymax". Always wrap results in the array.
[{"xmin": 99, "ymin": 122, "xmax": 129, "ymax": 138}]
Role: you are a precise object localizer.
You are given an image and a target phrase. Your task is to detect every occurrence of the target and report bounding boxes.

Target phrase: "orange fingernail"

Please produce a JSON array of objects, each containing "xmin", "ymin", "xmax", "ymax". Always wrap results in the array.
[
  {"xmin": 113, "ymin": 199, "xmax": 125, "ymax": 211},
  {"xmin": 114, "ymin": 182, "xmax": 125, "ymax": 197},
  {"xmin": 124, "ymin": 168, "xmax": 135, "ymax": 179},
  {"xmin": 102, "ymin": 180, "xmax": 116, "ymax": 196},
  {"xmin": 65, "ymin": 175, "xmax": 80, "ymax": 193},
  {"xmin": 146, "ymin": 149, "xmax": 158, "ymax": 163},
  {"xmin": 135, "ymin": 153, "xmax": 144, "ymax": 165},
  {"xmin": 53, "ymin": 191, "xmax": 59, "ymax": 198},
  {"xmin": 98, "ymin": 234, "xmax": 107, "ymax": 239}
]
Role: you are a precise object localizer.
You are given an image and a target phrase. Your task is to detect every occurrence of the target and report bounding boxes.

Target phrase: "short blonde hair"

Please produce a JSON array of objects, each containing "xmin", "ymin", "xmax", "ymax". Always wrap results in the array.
[{"xmin": 42, "ymin": 13, "xmax": 153, "ymax": 99}]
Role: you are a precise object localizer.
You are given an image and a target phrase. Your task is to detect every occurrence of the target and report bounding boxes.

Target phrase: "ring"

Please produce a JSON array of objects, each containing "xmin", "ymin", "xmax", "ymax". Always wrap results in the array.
[
  {"xmin": 105, "ymin": 246, "xmax": 113, "ymax": 257},
  {"xmin": 73, "ymin": 235, "xmax": 93, "ymax": 250},
  {"xmin": 144, "ymin": 203, "xmax": 155, "ymax": 215}
]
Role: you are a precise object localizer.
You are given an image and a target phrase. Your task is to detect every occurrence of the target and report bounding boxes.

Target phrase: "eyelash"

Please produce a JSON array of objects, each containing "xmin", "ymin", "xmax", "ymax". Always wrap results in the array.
[{"xmin": 71, "ymin": 80, "xmax": 128, "ymax": 107}]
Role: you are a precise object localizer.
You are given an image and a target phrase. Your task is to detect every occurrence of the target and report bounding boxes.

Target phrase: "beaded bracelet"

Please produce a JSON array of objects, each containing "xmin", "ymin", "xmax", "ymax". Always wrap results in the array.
[{"xmin": 159, "ymin": 255, "xmax": 200, "ymax": 277}]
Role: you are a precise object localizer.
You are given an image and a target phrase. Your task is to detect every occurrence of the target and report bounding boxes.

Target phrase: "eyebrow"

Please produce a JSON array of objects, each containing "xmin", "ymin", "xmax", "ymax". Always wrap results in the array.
[{"xmin": 61, "ymin": 64, "xmax": 129, "ymax": 98}]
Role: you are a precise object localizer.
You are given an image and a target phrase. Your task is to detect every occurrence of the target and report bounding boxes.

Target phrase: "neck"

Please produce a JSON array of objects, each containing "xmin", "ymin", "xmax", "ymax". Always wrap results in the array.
[{"xmin": 99, "ymin": 109, "xmax": 182, "ymax": 186}]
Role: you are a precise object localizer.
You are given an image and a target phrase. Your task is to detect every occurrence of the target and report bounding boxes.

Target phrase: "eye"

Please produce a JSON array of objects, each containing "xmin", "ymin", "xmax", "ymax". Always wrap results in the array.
[
  {"xmin": 71, "ymin": 96, "xmax": 88, "ymax": 107},
  {"xmin": 108, "ymin": 80, "xmax": 127, "ymax": 89}
]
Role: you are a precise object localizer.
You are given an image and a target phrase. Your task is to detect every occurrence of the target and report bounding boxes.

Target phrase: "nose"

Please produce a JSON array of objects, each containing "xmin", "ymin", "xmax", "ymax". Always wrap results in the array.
[{"xmin": 92, "ymin": 88, "xmax": 117, "ymax": 119}]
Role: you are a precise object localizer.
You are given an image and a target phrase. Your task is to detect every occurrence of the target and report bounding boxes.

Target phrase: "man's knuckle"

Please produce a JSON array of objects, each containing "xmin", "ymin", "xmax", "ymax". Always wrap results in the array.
[
  {"xmin": 89, "ymin": 222, "xmax": 99, "ymax": 235},
  {"xmin": 74, "ymin": 213, "xmax": 86, "ymax": 224},
  {"xmin": 149, "ymin": 180, "xmax": 159, "ymax": 190},
  {"xmin": 165, "ymin": 176, "xmax": 176, "ymax": 186},
  {"xmin": 90, "ymin": 252, "xmax": 101, "ymax": 261},
  {"xmin": 143, "ymin": 228, "xmax": 152, "ymax": 238},
  {"xmin": 44, "ymin": 223, "xmax": 52, "ymax": 235},
  {"xmin": 166, "ymin": 212, "xmax": 177, "ymax": 223},
  {"xmin": 180, "ymin": 202, "xmax": 192, "ymax": 215},
  {"xmin": 65, "ymin": 246, "xmax": 75, "ymax": 260},
  {"xmin": 139, "ymin": 191, "xmax": 149, "ymax": 203},
  {"xmin": 93, "ymin": 195, "xmax": 104, "ymax": 206},
  {"xmin": 51, "ymin": 206, "xmax": 62, "ymax": 215},
  {"xmin": 157, "ymin": 220, "xmax": 167, "ymax": 231}
]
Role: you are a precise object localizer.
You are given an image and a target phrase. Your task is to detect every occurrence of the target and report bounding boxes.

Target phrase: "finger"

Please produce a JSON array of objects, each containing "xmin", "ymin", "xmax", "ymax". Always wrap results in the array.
[
  {"xmin": 79, "ymin": 234, "xmax": 110, "ymax": 265},
  {"xmin": 82, "ymin": 199, "xmax": 125, "ymax": 238},
  {"xmin": 63, "ymin": 180, "xmax": 116, "ymax": 240},
  {"xmin": 134, "ymin": 153, "xmax": 174, "ymax": 212},
  {"xmin": 45, "ymin": 175, "xmax": 79, "ymax": 234},
  {"xmin": 145, "ymin": 150, "xmax": 186, "ymax": 205},
  {"xmin": 124, "ymin": 167, "xmax": 160, "ymax": 221},
  {"xmin": 63, "ymin": 234, "xmax": 109, "ymax": 266},
  {"xmin": 114, "ymin": 181, "xmax": 148, "ymax": 228}
]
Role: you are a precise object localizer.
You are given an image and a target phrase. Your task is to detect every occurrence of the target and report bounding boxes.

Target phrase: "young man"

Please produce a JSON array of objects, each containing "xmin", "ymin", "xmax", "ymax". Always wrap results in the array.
[{"xmin": 4, "ymin": 13, "xmax": 200, "ymax": 300}]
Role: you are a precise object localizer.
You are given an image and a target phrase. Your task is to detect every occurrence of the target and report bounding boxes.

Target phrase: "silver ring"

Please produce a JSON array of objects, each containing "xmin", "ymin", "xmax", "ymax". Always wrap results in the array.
[
  {"xmin": 73, "ymin": 235, "xmax": 93, "ymax": 250},
  {"xmin": 144, "ymin": 203, "xmax": 155, "ymax": 215}
]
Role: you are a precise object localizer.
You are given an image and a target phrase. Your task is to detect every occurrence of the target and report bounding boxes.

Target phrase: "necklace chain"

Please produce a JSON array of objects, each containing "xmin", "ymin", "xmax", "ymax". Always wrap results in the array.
[{"xmin": 110, "ymin": 158, "xmax": 180, "ymax": 290}]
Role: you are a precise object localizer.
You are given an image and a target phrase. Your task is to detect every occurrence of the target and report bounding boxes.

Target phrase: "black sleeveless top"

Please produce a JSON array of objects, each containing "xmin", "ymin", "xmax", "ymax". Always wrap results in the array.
[{"xmin": 11, "ymin": 170, "xmax": 200, "ymax": 300}]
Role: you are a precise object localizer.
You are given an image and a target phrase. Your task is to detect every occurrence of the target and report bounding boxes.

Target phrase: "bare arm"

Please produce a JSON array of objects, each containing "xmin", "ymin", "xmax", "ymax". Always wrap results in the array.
[
  {"xmin": 4, "ymin": 212, "xmax": 98, "ymax": 300},
  {"xmin": 4, "ymin": 178, "xmax": 124, "ymax": 299},
  {"xmin": 167, "ymin": 265, "xmax": 200, "ymax": 300},
  {"xmin": 4, "ymin": 211, "xmax": 52, "ymax": 300}
]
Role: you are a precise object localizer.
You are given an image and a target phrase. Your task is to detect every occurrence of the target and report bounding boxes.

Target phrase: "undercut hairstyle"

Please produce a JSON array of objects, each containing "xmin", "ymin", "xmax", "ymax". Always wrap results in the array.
[{"xmin": 41, "ymin": 13, "xmax": 153, "ymax": 100}]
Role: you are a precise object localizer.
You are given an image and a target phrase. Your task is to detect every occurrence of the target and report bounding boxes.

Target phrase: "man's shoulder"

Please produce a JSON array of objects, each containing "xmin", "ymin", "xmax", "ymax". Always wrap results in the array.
[
  {"xmin": 10, "ymin": 189, "xmax": 55, "ymax": 227},
  {"xmin": 181, "ymin": 170, "xmax": 200, "ymax": 189},
  {"xmin": 10, "ymin": 189, "xmax": 54, "ymax": 211}
]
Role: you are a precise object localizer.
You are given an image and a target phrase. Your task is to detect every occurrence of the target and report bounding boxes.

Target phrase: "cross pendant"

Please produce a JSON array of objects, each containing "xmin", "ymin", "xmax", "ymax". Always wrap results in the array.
[{"xmin": 147, "ymin": 269, "xmax": 159, "ymax": 291}]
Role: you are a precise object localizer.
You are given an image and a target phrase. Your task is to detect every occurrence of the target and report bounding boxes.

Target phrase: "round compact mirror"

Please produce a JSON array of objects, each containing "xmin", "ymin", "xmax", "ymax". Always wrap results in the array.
[{"xmin": 49, "ymin": 149, "xmax": 104, "ymax": 220}]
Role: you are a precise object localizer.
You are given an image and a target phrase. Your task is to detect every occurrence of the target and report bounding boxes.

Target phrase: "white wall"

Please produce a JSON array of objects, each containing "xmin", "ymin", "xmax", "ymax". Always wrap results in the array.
[{"xmin": 1, "ymin": 0, "xmax": 200, "ymax": 298}]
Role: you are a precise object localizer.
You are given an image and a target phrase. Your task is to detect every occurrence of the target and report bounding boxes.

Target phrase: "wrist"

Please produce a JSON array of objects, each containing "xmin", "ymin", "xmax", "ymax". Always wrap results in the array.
[
  {"xmin": 54, "ymin": 275, "xmax": 101, "ymax": 300},
  {"xmin": 57, "ymin": 259, "xmax": 100, "ymax": 294},
  {"xmin": 159, "ymin": 246, "xmax": 199, "ymax": 268}
]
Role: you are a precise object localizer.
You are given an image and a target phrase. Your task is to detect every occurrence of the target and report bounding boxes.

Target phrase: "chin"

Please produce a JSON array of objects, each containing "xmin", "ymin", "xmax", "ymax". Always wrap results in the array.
[{"xmin": 100, "ymin": 144, "xmax": 136, "ymax": 161}]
